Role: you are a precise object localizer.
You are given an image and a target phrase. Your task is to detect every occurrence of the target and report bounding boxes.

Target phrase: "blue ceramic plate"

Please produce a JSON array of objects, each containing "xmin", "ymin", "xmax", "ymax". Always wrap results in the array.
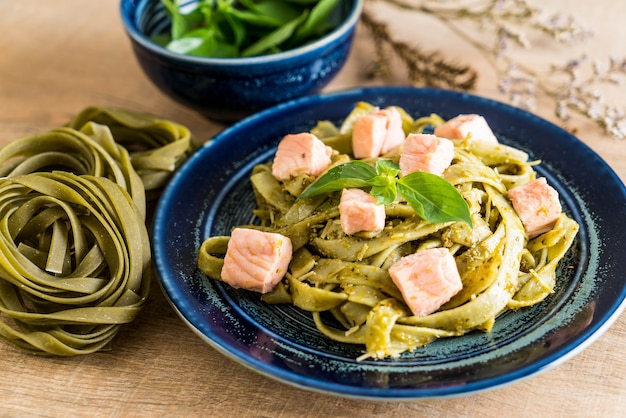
[{"xmin": 152, "ymin": 87, "xmax": 626, "ymax": 400}]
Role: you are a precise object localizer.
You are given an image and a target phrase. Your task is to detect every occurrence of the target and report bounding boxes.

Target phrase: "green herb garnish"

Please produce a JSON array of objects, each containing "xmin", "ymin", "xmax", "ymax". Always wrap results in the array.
[
  {"xmin": 156, "ymin": 0, "xmax": 341, "ymax": 58},
  {"xmin": 299, "ymin": 160, "xmax": 473, "ymax": 227}
]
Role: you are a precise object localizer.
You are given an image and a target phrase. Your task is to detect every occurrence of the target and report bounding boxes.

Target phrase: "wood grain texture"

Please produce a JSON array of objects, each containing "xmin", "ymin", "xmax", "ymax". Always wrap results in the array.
[{"xmin": 0, "ymin": 1, "xmax": 624, "ymax": 417}]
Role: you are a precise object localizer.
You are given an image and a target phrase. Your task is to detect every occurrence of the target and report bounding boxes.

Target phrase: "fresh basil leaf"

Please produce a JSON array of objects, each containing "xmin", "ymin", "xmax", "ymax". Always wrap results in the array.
[
  {"xmin": 366, "ymin": 160, "xmax": 399, "ymax": 204},
  {"xmin": 283, "ymin": 0, "xmax": 321, "ymax": 4},
  {"xmin": 162, "ymin": 0, "xmax": 201, "ymax": 40},
  {"xmin": 298, "ymin": 161, "xmax": 377, "ymax": 199},
  {"xmin": 197, "ymin": 0, "xmax": 215, "ymax": 22},
  {"xmin": 161, "ymin": 0, "xmax": 189, "ymax": 39},
  {"xmin": 331, "ymin": 160, "xmax": 378, "ymax": 180},
  {"xmin": 216, "ymin": 0, "xmax": 235, "ymax": 10},
  {"xmin": 159, "ymin": 0, "xmax": 342, "ymax": 58},
  {"xmin": 241, "ymin": 11, "xmax": 309, "ymax": 57},
  {"xmin": 375, "ymin": 159, "xmax": 400, "ymax": 177},
  {"xmin": 370, "ymin": 183, "xmax": 397, "ymax": 205},
  {"xmin": 238, "ymin": 0, "xmax": 301, "ymax": 24},
  {"xmin": 165, "ymin": 27, "xmax": 238, "ymax": 58},
  {"xmin": 150, "ymin": 33, "xmax": 171, "ymax": 47},
  {"xmin": 396, "ymin": 172, "xmax": 472, "ymax": 226},
  {"xmin": 294, "ymin": 0, "xmax": 340, "ymax": 42},
  {"xmin": 228, "ymin": 8, "xmax": 286, "ymax": 28},
  {"xmin": 166, "ymin": 35, "xmax": 210, "ymax": 55},
  {"xmin": 219, "ymin": 9, "xmax": 246, "ymax": 47},
  {"xmin": 210, "ymin": 39, "xmax": 240, "ymax": 58}
]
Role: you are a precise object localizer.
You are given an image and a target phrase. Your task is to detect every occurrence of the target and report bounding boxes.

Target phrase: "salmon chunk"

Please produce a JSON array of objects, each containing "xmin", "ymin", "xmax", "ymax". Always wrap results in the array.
[
  {"xmin": 378, "ymin": 107, "xmax": 406, "ymax": 153},
  {"xmin": 272, "ymin": 132, "xmax": 332, "ymax": 181},
  {"xmin": 399, "ymin": 133, "xmax": 455, "ymax": 176},
  {"xmin": 508, "ymin": 177, "xmax": 562, "ymax": 238},
  {"xmin": 339, "ymin": 188, "xmax": 386, "ymax": 235},
  {"xmin": 434, "ymin": 114, "xmax": 498, "ymax": 144},
  {"xmin": 352, "ymin": 106, "xmax": 406, "ymax": 158},
  {"xmin": 221, "ymin": 228, "xmax": 293, "ymax": 293},
  {"xmin": 388, "ymin": 248, "xmax": 463, "ymax": 317},
  {"xmin": 352, "ymin": 112, "xmax": 387, "ymax": 158}
]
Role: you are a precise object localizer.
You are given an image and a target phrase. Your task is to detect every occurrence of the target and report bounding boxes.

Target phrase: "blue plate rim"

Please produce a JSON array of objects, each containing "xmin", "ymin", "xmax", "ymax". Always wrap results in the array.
[{"xmin": 152, "ymin": 86, "xmax": 626, "ymax": 400}]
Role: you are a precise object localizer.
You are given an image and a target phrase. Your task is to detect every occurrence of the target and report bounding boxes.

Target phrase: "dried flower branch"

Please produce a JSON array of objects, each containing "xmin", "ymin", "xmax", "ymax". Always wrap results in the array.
[
  {"xmin": 549, "ymin": 55, "xmax": 626, "ymax": 138},
  {"xmin": 360, "ymin": 9, "xmax": 478, "ymax": 90},
  {"xmin": 364, "ymin": 0, "xmax": 625, "ymax": 139}
]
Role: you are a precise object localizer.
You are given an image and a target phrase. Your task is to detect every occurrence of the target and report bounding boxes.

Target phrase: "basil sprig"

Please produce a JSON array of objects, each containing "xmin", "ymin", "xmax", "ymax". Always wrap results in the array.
[
  {"xmin": 299, "ymin": 160, "xmax": 473, "ymax": 227},
  {"xmin": 156, "ymin": 0, "xmax": 341, "ymax": 58}
]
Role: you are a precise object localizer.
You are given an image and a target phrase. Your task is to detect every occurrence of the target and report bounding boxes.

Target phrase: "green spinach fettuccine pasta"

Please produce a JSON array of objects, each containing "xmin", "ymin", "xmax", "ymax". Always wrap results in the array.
[
  {"xmin": 67, "ymin": 106, "xmax": 196, "ymax": 200},
  {"xmin": 197, "ymin": 102, "xmax": 579, "ymax": 361},
  {"xmin": 0, "ymin": 107, "xmax": 195, "ymax": 355}
]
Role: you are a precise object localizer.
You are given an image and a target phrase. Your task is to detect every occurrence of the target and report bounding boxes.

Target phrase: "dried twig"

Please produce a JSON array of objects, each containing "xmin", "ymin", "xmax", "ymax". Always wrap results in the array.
[
  {"xmin": 360, "ymin": 9, "xmax": 478, "ymax": 90},
  {"xmin": 364, "ymin": 0, "xmax": 626, "ymax": 139},
  {"xmin": 549, "ymin": 56, "xmax": 626, "ymax": 138}
]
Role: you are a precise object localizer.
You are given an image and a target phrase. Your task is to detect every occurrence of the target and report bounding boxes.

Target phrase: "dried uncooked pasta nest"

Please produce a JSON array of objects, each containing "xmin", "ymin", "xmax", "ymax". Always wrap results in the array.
[
  {"xmin": 0, "ymin": 172, "xmax": 150, "ymax": 355},
  {"xmin": 0, "ymin": 107, "xmax": 195, "ymax": 355},
  {"xmin": 0, "ymin": 124, "xmax": 147, "ymax": 219},
  {"xmin": 67, "ymin": 106, "xmax": 195, "ymax": 200}
]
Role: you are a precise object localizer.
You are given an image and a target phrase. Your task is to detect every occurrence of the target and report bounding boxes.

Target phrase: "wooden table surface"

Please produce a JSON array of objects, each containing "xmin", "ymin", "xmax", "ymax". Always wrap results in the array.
[{"xmin": 1, "ymin": 1, "xmax": 624, "ymax": 416}]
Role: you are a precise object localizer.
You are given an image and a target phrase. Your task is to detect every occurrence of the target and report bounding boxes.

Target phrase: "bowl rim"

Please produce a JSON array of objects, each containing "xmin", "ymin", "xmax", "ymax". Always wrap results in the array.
[{"xmin": 120, "ymin": 0, "xmax": 364, "ymax": 66}]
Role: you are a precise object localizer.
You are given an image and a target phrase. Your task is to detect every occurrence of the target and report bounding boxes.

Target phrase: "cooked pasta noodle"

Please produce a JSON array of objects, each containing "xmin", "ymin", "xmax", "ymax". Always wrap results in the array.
[{"xmin": 197, "ymin": 102, "xmax": 579, "ymax": 360}]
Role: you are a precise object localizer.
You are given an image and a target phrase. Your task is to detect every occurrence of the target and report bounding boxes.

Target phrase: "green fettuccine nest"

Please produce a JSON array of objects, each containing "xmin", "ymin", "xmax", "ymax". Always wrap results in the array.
[{"xmin": 0, "ymin": 107, "xmax": 195, "ymax": 355}]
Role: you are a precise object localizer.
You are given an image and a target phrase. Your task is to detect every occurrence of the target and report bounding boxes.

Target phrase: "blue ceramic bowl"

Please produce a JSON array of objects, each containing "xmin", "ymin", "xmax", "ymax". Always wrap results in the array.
[
  {"xmin": 152, "ymin": 86, "xmax": 626, "ymax": 399},
  {"xmin": 120, "ymin": 0, "xmax": 363, "ymax": 122}
]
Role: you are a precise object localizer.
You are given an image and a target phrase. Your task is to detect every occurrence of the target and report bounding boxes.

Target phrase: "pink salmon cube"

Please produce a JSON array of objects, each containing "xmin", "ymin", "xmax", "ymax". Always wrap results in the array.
[
  {"xmin": 434, "ymin": 114, "xmax": 498, "ymax": 144},
  {"xmin": 399, "ymin": 133, "xmax": 455, "ymax": 176},
  {"xmin": 388, "ymin": 248, "xmax": 463, "ymax": 317},
  {"xmin": 221, "ymin": 228, "xmax": 292, "ymax": 293},
  {"xmin": 508, "ymin": 177, "xmax": 562, "ymax": 238},
  {"xmin": 352, "ymin": 106, "xmax": 406, "ymax": 158},
  {"xmin": 339, "ymin": 188, "xmax": 386, "ymax": 235},
  {"xmin": 272, "ymin": 132, "xmax": 332, "ymax": 181}
]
